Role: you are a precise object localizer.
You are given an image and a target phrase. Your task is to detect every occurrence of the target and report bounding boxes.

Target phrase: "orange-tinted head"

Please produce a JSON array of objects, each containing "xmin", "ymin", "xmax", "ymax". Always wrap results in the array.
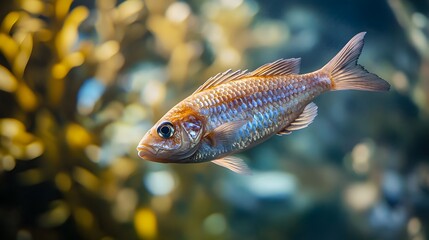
[{"xmin": 137, "ymin": 106, "xmax": 205, "ymax": 163}]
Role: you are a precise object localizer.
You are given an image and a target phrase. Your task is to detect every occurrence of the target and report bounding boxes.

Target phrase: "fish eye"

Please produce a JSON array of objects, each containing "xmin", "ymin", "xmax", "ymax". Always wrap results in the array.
[{"xmin": 157, "ymin": 122, "xmax": 175, "ymax": 139}]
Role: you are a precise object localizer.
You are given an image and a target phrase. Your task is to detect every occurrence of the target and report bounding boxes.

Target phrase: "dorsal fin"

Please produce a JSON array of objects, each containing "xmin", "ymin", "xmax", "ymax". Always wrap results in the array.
[
  {"xmin": 192, "ymin": 58, "xmax": 301, "ymax": 94},
  {"xmin": 193, "ymin": 69, "xmax": 248, "ymax": 94},
  {"xmin": 277, "ymin": 102, "xmax": 318, "ymax": 136},
  {"xmin": 247, "ymin": 58, "xmax": 301, "ymax": 77}
]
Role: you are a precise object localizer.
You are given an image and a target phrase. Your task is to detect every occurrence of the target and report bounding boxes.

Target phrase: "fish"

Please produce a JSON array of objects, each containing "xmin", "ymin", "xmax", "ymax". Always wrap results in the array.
[{"xmin": 136, "ymin": 32, "xmax": 390, "ymax": 174}]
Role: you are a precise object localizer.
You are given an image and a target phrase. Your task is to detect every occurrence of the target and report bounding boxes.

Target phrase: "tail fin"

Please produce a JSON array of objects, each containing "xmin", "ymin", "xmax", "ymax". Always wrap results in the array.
[{"xmin": 322, "ymin": 32, "xmax": 390, "ymax": 91}]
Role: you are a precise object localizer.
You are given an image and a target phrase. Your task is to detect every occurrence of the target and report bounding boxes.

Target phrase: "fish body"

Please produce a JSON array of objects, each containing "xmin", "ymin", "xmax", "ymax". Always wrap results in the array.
[
  {"xmin": 187, "ymin": 71, "xmax": 327, "ymax": 161},
  {"xmin": 137, "ymin": 32, "xmax": 390, "ymax": 174}
]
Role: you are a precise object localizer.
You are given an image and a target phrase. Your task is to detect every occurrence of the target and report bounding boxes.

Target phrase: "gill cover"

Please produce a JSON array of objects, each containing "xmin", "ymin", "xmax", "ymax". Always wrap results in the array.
[{"xmin": 179, "ymin": 115, "xmax": 204, "ymax": 157}]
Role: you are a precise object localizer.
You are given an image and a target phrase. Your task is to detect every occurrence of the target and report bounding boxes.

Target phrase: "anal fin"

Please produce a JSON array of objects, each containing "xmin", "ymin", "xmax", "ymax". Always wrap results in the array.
[
  {"xmin": 277, "ymin": 102, "xmax": 318, "ymax": 136},
  {"xmin": 212, "ymin": 156, "xmax": 251, "ymax": 175},
  {"xmin": 276, "ymin": 129, "xmax": 292, "ymax": 136}
]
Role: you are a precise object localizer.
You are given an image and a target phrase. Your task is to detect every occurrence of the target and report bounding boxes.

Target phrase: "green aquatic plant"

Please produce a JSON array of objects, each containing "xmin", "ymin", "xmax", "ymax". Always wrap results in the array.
[
  {"xmin": 0, "ymin": 0, "xmax": 148, "ymax": 238},
  {"xmin": 388, "ymin": 0, "xmax": 429, "ymax": 115}
]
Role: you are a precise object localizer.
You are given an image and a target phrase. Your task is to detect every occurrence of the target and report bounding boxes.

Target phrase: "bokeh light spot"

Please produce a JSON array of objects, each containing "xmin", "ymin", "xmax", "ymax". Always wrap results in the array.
[
  {"xmin": 351, "ymin": 141, "xmax": 372, "ymax": 174},
  {"xmin": 77, "ymin": 78, "xmax": 106, "ymax": 115},
  {"xmin": 52, "ymin": 63, "xmax": 69, "ymax": 79},
  {"xmin": 144, "ymin": 171, "xmax": 175, "ymax": 196},
  {"xmin": 142, "ymin": 80, "xmax": 166, "ymax": 107},
  {"xmin": 25, "ymin": 141, "xmax": 44, "ymax": 159},
  {"xmin": 134, "ymin": 208, "xmax": 157, "ymax": 239},
  {"xmin": 247, "ymin": 172, "xmax": 297, "ymax": 198},
  {"xmin": 16, "ymin": 83, "xmax": 38, "ymax": 111},
  {"xmin": 1, "ymin": 155, "xmax": 16, "ymax": 171},
  {"xmin": 203, "ymin": 213, "xmax": 227, "ymax": 235},
  {"xmin": 95, "ymin": 40, "xmax": 120, "ymax": 61},
  {"xmin": 38, "ymin": 200, "xmax": 70, "ymax": 228},
  {"xmin": 65, "ymin": 51, "xmax": 85, "ymax": 67},
  {"xmin": 73, "ymin": 167, "xmax": 99, "ymax": 191},
  {"xmin": 150, "ymin": 196, "xmax": 172, "ymax": 213},
  {"xmin": 112, "ymin": 188, "xmax": 138, "ymax": 222},
  {"xmin": 166, "ymin": 2, "xmax": 191, "ymax": 23},
  {"xmin": 219, "ymin": 48, "xmax": 241, "ymax": 67},
  {"xmin": 0, "ymin": 118, "xmax": 24, "ymax": 138},
  {"xmin": 66, "ymin": 123, "xmax": 92, "ymax": 149},
  {"xmin": 111, "ymin": 157, "xmax": 136, "ymax": 179},
  {"xmin": 412, "ymin": 12, "xmax": 427, "ymax": 29},
  {"xmin": 391, "ymin": 71, "xmax": 409, "ymax": 92},
  {"xmin": 117, "ymin": 0, "xmax": 144, "ymax": 23},
  {"xmin": 220, "ymin": 0, "xmax": 243, "ymax": 9},
  {"xmin": 0, "ymin": 65, "xmax": 18, "ymax": 92},
  {"xmin": 1, "ymin": 12, "xmax": 20, "ymax": 33},
  {"xmin": 344, "ymin": 182, "xmax": 378, "ymax": 212},
  {"xmin": 85, "ymin": 144, "xmax": 101, "ymax": 163},
  {"xmin": 21, "ymin": 0, "xmax": 45, "ymax": 14},
  {"xmin": 55, "ymin": 172, "xmax": 72, "ymax": 192},
  {"xmin": 408, "ymin": 217, "xmax": 421, "ymax": 236}
]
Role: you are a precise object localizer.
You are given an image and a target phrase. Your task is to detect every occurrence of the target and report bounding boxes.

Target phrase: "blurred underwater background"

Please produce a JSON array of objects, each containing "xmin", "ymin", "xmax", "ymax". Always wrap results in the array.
[{"xmin": 0, "ymin": 0, "xmax": 429, "ymax": 239}]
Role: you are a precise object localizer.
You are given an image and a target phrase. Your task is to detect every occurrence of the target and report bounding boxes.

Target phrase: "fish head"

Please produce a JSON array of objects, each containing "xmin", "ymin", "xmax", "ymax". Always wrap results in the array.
[{"xmin": 137, "ymin": 111, "xmax": 205, "ymax": 163}]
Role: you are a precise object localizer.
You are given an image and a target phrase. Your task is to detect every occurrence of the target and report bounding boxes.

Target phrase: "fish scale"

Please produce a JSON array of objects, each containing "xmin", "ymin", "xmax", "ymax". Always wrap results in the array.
[{"xmin": 189, "ymin": 74, "xmax": 331, "ymax": 162}]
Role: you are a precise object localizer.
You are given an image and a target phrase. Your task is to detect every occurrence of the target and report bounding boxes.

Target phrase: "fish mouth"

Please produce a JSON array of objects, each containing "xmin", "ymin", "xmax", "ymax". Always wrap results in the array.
[
  {"xmin": 136, "ymin": 144, "xmax": 158, "ymax": 159},
  {"xmin": 137, "ymin": 145, "xmax": 171, "ymax": 163}
]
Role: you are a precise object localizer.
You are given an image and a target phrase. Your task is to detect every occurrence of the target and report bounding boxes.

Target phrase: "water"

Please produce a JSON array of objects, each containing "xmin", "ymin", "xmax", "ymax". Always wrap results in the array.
[{"xmin": 0, "ymin": 0, "xmax": 428, "ymax": 239}]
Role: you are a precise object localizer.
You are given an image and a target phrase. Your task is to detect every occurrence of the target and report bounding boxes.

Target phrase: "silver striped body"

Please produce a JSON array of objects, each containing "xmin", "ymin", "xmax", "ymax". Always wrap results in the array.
[{"xmin": 188, "ymin": 73, "xmax": 331, "ymax": 162}]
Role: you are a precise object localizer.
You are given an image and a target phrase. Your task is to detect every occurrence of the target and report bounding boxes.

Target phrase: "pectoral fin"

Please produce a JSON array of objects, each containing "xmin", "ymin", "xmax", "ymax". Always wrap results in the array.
[
  {"xmin": 212, "ymin": 156, "xmax": 251, "ymax": 175},
  {"xmin": 277, "ymin": 102, "xmax": 318, "ymax": 136},
  {"xmin": 205, "ymin": 120, "xmax": 248, "ymax": 146}
]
